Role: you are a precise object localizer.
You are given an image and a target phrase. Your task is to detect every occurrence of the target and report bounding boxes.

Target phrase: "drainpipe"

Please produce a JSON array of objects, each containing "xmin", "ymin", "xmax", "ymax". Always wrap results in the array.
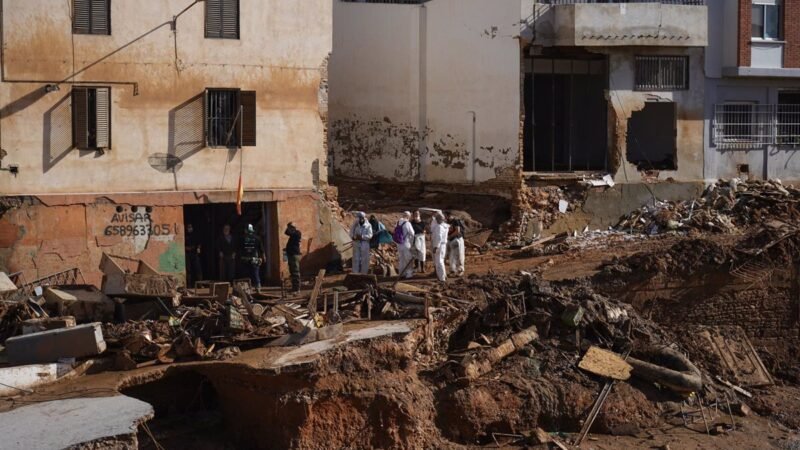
[{"xmin": 468, "ymin": 111, "xmax": 477, "ymax": 185}]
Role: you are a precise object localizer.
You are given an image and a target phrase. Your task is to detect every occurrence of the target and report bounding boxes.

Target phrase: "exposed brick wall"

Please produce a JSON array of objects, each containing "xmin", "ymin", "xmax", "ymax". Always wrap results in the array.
[
  {"xmin": 738, "ymin": 0, "xmax": 752, "ymax": 67},
  {"xmin": 785, "ymin": 0, "xmax": 800, "ymax": 68}
]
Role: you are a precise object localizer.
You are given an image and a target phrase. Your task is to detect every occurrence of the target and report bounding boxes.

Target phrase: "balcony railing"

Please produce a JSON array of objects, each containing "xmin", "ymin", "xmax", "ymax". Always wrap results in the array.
[{"xmin": 540, "ymin": 1, "xmax": 705, "ymax": 5}]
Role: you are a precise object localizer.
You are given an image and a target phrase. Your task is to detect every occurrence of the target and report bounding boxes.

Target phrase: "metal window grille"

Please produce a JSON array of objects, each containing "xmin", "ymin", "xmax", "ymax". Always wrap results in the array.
[
  {"xmin": 72, "ymin": 86, "xmax": 111, "ymax": 150},
  {"xmin": 206, "ymin": 90, "xmax": 240, "ymax": 147},
  {"xmin": 713, "ymin": 103, "xmax": 800, "ymax": 148},
  {"xmin": 634, "ymin": 56, "xmax": 688, "ymax": 91}
]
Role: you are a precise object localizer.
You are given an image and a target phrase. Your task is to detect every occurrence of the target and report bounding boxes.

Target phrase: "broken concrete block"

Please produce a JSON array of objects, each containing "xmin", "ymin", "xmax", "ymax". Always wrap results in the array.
[
  {"xmin": 0, "ymin": 362, "xmax": 75, "ymax": 396},
  {"xmin": 0, "ymin": 272, "xmax": 18, "ymax": 297},
  {"xmin": 21, "ymin": 316, "xmax": 76, "ymax": 335},
  {"xmin": 561, "ymin": 305, "xmax": 585, "ymax": 327},
  {"xmin": 54, "ymin": 285, "xmax": 115, "ymax": 323},
  {"xmin": 43, "ymin": 287, "xmax": 78, "ymax": 307},
  {"xmin": 5, "ymin": 323, "xmax": 106, "ymax": 365}
]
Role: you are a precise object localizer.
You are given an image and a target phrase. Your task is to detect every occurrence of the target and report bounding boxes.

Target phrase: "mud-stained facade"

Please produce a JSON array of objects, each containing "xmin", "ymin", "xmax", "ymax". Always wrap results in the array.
[
  {"xmin": 329, "ymin": 0, "xmax": 521, "ymax": 186},
  {"xmin": 0, "ymin": 0, "xmax": 335, "ymax": 283},
  {"xmin": 332, "ymin": 0, "xmax": 709, "ymax": 189}
]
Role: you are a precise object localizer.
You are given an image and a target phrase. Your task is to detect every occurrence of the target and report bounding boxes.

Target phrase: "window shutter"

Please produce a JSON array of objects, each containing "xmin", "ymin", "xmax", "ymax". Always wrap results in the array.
[
  {"xmin": 240, "ymin": 91, "xmax": 256, "ymax": 147},
  {"xmin": 95, "ymin": 87, "xmax": 111, "ymax": 149},
  {"xmin": 222, "ymin": 0, "xmax": 239, "ymax": 39},
  {"xmin": 72, "ymin": 88, "xmax": 89, "ymax": 150},
  {"xmin": 90, "ymin": 0, "xmax": 110, "ymax": 35},
  {"xmin": 206, "ymin": 0, "xmax": 222, "ymax": 38},
  {"xmin": 73, "ymin": 0, "xmax": 91, "ymax": 34}
]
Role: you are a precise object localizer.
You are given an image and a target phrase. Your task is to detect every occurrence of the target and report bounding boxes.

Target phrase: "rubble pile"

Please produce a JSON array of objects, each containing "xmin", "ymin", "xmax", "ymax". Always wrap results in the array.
[
  {"xmin": 616, "ymin": 179, "xmax": 800, "ymax": 234},
  {"xmin": 499, "ymin": 183, "xmax": 587, "ymax": 245}
]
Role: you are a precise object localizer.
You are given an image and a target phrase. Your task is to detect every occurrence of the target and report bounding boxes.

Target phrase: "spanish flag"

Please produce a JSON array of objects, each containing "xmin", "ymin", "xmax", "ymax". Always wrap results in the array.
[{"xmin": 236, "ymin": 174, "xmax": 244, "ymax": 215}]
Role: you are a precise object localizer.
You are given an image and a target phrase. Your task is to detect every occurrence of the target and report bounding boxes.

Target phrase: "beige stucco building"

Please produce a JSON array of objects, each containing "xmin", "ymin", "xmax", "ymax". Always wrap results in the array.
[{"xmin": 0, "ymin": 0, "xmax": 335, "ymax": 286}]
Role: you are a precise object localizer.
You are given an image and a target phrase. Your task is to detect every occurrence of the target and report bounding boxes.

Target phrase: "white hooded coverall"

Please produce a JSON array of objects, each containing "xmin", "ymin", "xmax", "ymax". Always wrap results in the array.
[
  {"xmin": 397, "ymin": 219, "xmax": 416, "ymax": 278},
  {"xmin": 350, "ymin": 219, "xmax": 373, "ymax": 274},
  {"xmin": 430, "ymin": 218, "xmax": 450, "ymax": 282}
]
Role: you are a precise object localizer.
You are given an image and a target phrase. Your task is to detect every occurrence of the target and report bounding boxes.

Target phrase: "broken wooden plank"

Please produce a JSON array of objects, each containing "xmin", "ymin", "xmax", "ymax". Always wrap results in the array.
[
  {"xmin": 578, "ymin": 346, "xmax": 633, "ymax": 381},
  {"xmin": 461, "ymin": 326, "xmax": 538, "ymax": 379},
  {"xmin": 306, "ymin": 269, "xmax": 326, "ymax": 314}
]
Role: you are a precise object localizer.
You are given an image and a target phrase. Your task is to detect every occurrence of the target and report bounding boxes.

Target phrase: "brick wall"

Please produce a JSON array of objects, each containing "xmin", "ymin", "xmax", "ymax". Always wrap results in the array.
[
  {"xmin": 738, "ymin": 0, "xmax": 752, "ymax": 67},
  {"xmin": 785, "ymin": 0, "xmax": 800, "ymax": 68}
]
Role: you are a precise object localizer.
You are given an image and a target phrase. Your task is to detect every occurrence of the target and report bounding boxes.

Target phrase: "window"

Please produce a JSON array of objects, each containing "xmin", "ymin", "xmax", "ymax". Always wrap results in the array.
[
  {"xmin": 73, "ymin": 0, "xmax": 110, "ymax": 35},
  {"xmin": 205, "ymin": 89, "xmax": 256, "ymax": 148},
  {"xmin": 752, "ymin": 1, "xmax": 781, "ymax": 40},
  {"xmin": 205, "ymin": 0, "xmax": 239, "ymax": 39},
  {"xmin": 72, "ymin": 87, "xmax": 111, "ymax": 150},
  {"xmin": 634, "ymin": 56, "xmax": 689, "ymax": 91}
]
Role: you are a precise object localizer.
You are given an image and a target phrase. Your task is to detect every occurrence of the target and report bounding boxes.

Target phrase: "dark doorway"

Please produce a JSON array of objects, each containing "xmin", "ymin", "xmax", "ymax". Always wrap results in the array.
[
  {"xmin": 626, "ymin": 102, "xmax": 677, "ymax": 171},
  {"xmin": 524, "ymin": 56, "xmax": 608, "ymax": 172},
  {"xmin": 183, "ymin": 202, "xmax": 278, "ymax": 287}
]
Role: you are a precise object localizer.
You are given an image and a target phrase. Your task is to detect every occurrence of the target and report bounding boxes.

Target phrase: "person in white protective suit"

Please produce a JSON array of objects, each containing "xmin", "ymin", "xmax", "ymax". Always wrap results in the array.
[
  {"xmin": 396, "ymin": 211, "xmax": 416, "ymax": 279},
  {"xmin": 430, "ymin": 212, "xmax": 450, "ymax": 282},
  {"xmin": 350, "ymin": 212, "xmax": 373, "ymax": 274}
]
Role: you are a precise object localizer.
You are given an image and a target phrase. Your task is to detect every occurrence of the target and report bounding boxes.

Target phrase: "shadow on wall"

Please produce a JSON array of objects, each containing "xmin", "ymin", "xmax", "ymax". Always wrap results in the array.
[
  {"xmin": 300, "ymin": 242, "xmax": 342, "ymax": 276},
  {"xmin": 148, "ymin": 93, "xmax": 204, "ymax": 173},
  {"xmin": 42, "ymin": 93, "xmax": 73, "ymax": 173}
]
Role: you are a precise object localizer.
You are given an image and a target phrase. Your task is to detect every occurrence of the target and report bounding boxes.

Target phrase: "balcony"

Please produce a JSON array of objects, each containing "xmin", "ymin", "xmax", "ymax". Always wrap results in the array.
[{"xmin": 530, "ymin": 1, "xmax": 708, "ymax": 47}]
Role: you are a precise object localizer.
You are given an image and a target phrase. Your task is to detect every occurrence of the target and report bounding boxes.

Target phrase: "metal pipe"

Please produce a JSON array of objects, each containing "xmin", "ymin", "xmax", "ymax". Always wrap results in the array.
[{"xmin": 468, "ymin": 111, "xmax": 477, "ymax": 185}]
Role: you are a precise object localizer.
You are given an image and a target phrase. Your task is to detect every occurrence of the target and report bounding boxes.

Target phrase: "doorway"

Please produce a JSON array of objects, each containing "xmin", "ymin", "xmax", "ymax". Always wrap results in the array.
[
  {"xmin": 626, "ymin": 101, "xmax": 677, "ymax": 171},
  {"xmin": 183, "ymin": 202, "xmax": 278, "ymax": 287},
  {"xmin": 524, "ymin": 55, "xmax": 608, "ymax": 172}
]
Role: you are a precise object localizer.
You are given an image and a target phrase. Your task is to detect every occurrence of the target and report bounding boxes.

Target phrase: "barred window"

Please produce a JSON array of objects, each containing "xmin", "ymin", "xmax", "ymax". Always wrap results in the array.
[
  {"xmin": 73, "ymin": 87, "xmax": 111, "ymax": 150},
  {"xmin": 205, "ymin": 89, "xmax": 257, "ymax": 148},
  {"xmin": 634, "ymin": 56, "xmax": 689, "ymax": 91}
]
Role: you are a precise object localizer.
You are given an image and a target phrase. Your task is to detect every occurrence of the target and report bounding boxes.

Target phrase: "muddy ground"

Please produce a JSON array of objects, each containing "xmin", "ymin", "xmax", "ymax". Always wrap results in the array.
[{"xmin": 5, "ymin": 180, "xmax": 800, "ymax": 449}]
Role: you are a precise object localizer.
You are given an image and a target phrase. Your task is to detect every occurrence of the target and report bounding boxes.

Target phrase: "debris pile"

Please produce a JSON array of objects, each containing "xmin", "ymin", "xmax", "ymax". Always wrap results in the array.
[
  {"xmin": 616, "ymin": 179, "xmax": 800, "ymax": 234},
  {"xmin": 499, "ymin": 183, "xmax": 588, "ymax": 245}
]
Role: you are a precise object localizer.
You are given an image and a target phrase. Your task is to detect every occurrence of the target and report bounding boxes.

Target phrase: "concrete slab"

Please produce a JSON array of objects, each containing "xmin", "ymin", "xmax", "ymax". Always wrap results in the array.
[
  {"xmin": 0, "ymin": 396, "xmax": 153, "ymax": 449},
  {"xmin": 270, "ymin": 321, "xmax": 412, "ymax": 369},
  {"xmin": 5, "ymin": 322, "xmax": 106, "ymax": 364}
]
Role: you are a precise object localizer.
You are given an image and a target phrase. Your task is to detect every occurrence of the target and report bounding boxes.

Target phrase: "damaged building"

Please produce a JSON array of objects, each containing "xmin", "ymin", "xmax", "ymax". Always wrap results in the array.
[
  {"xmin": 330, "ymin": 0, "xmax": 709, "ymax": 210},
  {"xmin": 704, "ymin": 0, "xmax": 800, "ymax": 181},
  {"xmin": 0, "ymin": 0, "xmax": 338, "ymax": 285}
]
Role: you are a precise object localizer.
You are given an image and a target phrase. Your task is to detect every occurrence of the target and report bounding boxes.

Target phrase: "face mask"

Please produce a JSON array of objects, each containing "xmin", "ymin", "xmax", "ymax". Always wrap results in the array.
[{"xmin": 359, "ymin": 219, "xmax": 365, "ymax": 225}]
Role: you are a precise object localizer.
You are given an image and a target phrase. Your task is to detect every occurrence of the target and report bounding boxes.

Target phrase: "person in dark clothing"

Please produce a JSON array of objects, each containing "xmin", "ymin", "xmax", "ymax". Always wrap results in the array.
[
  {"xmin": 410, "ymin": 210, "xmax": 426, "ymax": 271},
  {"xmin": 241, "ymin": 224, "xmax": 265, "ymax": 290},
  {"xmin": 217, "ymin": 224, "xmax": 237, "ymax": 282},
  {"xmin": 284, "ymin": 222, "xmax": 302, "ymax": 293},
  {"xmin": 185, "ymin": 223, "xmax": 203, "ymax": 287}
]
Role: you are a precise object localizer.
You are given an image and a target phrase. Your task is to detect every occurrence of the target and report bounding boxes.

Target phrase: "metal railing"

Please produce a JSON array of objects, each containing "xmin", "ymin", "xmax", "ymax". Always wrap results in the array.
[
  {"xmin": 539, "ymin": 1, "xmax": 705, "ymax": 5},
  {"xmin": 713, "ymin": 104, "xmax": 800, "ymax": 149}
]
